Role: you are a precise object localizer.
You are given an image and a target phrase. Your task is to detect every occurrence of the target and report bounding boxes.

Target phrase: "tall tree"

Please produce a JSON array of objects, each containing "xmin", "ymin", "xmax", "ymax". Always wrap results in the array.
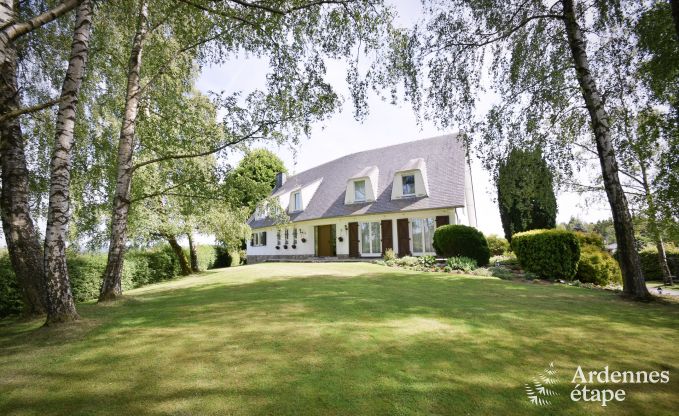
[
  {"xmin": 228, "ymin": 148, "xmax": 287, "ymax": 214},
  {"xmin": 43, "ymin": 0, "xmax": 93, "ymax": 324},
  {"xmin": 0, "ymin": 0, "xmax": 82, "ymax": 316},
  {"xmin": 387, "ymin": 0, "xmax": 651, "ymax": 299},
  {"xmin": 98, "ymin": 0, "xmax": 393, "ymax": 301},
  {"xmin": 497, "ymin": 148, "xmax": 557, "ymax": 241}
]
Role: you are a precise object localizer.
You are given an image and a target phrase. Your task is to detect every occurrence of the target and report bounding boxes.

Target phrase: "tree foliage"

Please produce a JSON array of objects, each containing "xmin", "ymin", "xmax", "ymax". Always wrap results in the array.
[
  {"xmin": 227, "ymin": 148, "xmax": 287, "ymax": 214},
  {"xmin": 497, "ymin": 148, "xmax": 556, "ymax": 241}
]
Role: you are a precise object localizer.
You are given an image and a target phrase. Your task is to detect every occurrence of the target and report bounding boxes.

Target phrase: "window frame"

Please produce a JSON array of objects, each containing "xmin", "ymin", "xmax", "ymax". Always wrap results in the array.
[
  {"xmin": 410, "ymin": 218, "xmax": 436, "ymax": 255},
  {"xmin": 252, "ymin": 231, "xmax": 267, "ymax": 247},
  {"xmin": 354, "ymin": 179, "xmax": 366, "ymax": 202},
  {"xmin": 292, "ymin": 191, "xmax": 302, "ymax": 212},
  {"xmin": 402, "ymin": 174, "xmax": 416, "ymax": 196},
  {"xmin": 359, "ymin": 221, "xmax": 381, "ymax": 256}
]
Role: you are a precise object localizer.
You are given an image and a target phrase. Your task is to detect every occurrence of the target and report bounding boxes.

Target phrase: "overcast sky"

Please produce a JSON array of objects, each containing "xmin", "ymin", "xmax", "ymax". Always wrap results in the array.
[{"xmin": 195, "ymin": 1, "xmax": 613, "ymax": 237}]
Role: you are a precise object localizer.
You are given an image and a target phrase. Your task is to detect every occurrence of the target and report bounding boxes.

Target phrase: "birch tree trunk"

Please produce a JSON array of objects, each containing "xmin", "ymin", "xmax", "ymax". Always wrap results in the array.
[
  {"xmin": 43, "ymin": 0, "xmax": 92, "ymax": 325},
  {"xmin": 640, "ymin": 164, "xmax": 673, "ymax": 285},
  {"xmin": 99, "ymin": 0, "xmax": 148, "ymax": 302},
  {"xmin": 188, "ymin": 232, "xmax": 199, "ymax": 272},
  {"xmin": 0, "ymin": 0, "xmax": 46, "ymax": 316},
  {"xmin": 562, "ymin": 0, "xmax": 650, "ymax": 299},
  {"xmin": 167, "ymin": 235, "xmax": 192, "ymax": 276}
]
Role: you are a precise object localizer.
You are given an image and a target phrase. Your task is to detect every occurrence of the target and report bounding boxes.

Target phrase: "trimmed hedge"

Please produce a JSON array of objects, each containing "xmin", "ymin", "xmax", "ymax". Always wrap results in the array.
[
  {"xmin": 511, "ymin": 229, "xmax": 581, "ymax": 279},
  {"xmin": 433, "ymin": 225, "xmax": 490, "ymax": 266},
  {"xmin": 574, "ymin": 231, "xmax": 604, "ymax": 249},
  {"xmin": 0, "ymin": 245, "xmax": 236, "ymax": 317},
  {"xmin": 575, "ymin": 245, "xmax": 622, "ymax": 286},
  {"xmin": 486, "ymin": 235, "xmax": 510, "ymax": 256},
  {"xmin": 639, "ymin": 246, "xmax": 679, "ymax": 280}
]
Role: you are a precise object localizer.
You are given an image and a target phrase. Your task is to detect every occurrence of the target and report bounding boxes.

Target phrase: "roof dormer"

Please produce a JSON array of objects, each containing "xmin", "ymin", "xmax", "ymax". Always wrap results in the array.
[
  {"xmin": 345, "ymin": 166, "xmax": 378, "ymax": 204},
  {"xmin": 391, "ymin": 158, "xmax": 429, "ymax": 199},
  {"xmin": 285, "ymin": 178, "xmax": 323, "ymax": 213}
]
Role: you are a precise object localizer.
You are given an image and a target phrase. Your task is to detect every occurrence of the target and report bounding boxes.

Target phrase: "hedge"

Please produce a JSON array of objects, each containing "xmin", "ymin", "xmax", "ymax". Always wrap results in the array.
[
  {"xmin": 511, "ymin": 229, "xmax": 580, "ymax": 279},
  {"xmin": 486, "ymin": 235, "xmax": 510, "ymax": 256},
  {"xmin": 433, "ymin": 225, "xmax": 490, "ymax": 266},
  {"xmin": 575, "ymin": 245, "xmax": 622, "ymax": 286},
  {"xmin": 0, "ymin": 245, "xmax": 237, "ymax": 317},
  {"xmin": 639, "ymin": 245, "xmax": 679, "ymax": 281}
]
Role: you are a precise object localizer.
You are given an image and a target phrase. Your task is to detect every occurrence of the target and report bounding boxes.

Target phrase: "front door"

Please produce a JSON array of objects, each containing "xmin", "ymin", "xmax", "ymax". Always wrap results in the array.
[
  {"xmin": 397, "ymin": 218, "xmax": 411, "ymax": 257},
  {"xmin": 381, "ymin": 220, "xmax": 393, "ymax": 255},
  {"xmin": 316, "ymin": 225, "xmax": 336, "ymax": 256}
]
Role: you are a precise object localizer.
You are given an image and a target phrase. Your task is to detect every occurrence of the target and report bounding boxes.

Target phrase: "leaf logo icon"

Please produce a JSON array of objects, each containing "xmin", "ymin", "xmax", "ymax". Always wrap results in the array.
[{"xmin": 525, "ymin": 362, "xmax": 559, "ymax": 406}]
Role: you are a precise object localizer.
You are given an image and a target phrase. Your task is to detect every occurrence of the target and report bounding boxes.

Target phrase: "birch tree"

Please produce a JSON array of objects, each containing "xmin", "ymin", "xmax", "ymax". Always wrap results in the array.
[
  {"xmin": 97, "ymin": 0, "xmax": 393, "ymax": 301},
  {"xmin": 0, "ymin": 0, "xmax": 82, "ymax": 316},
  {"xmin": 387, "ymin": 0, "xmax": 653, "ymax": 298},
  {"xmin": 43, "ymin": 0, "xmax": 93, "ymax": 324}
]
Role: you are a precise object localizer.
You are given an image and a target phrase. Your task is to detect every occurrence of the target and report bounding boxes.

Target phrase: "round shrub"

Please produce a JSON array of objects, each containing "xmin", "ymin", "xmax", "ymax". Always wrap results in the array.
[
  {"xmin": 576, "ymin": 245, "xmax": 622, "ymax": 286},
  {"xmin": 511, "ymin": 229, "xmax": 580, "ymax": 279},
  {"xmin": 486, "ymin": 235, "xmax": 510, "ymax": 256},
  {"xmin": 433, "ymin": 225, "xmax": 490, "ymax": 266},
  {"xmin": 574, "ymin": 231, "xmax": 604, "ymax": 249}
]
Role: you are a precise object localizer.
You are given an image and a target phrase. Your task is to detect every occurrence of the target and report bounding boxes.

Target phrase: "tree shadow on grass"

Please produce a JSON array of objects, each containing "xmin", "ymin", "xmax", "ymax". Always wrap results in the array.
[{"xmin": 1, "ymin": 268, "xmax": 678, "ymax": 415}]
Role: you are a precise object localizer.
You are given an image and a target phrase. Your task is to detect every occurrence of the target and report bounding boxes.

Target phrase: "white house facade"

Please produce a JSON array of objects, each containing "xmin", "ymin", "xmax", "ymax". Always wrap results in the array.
[{"xmin": 246, "ymin": 134, "xmax": 477, "ymax": 263}]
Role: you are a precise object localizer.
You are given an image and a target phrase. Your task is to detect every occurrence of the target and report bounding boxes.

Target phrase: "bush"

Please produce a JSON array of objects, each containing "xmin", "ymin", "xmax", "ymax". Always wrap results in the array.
[
  {"xmin": 433, "ymin": 225, "xmax": 490, "ymax": 266},
  {"xmin": 418, "ymin": 255, "xmax": 437, "ymax": 268},
  {"xmin": 383, "ymin": 248, "xmax": 396, "ymax": 262},
  {"xmin": 486, "ymin": 235, "xmax": 510, "ymax": 256},
  {"xmin": 638, "ymin": 245, "xmax": 679, "ymax": 280},
  {"xmin": 0, "ymin": 252, "xmax": 21, "ymax": 317},
  {"xmin": 394, "ymin": 256, "xmax": 420, "ymax": 268},
  {"xmin": 445, "ymin": 256, "xmax": 477, "ymax": 273},
  {"xmin": 576, "ymin": 245, "xmax": 622, "ymax": 286},
  {"xmin": 511, "ymin": 229, "xmax": 580, "ymax": 279},
  {"xmin": 574, "ymin": 231, "xmax": 605, "ymax": 249}
]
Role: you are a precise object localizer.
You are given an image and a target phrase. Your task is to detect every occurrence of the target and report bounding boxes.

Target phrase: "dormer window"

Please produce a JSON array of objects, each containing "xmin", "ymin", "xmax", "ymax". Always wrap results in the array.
[
  {"xmin": 292, "ymin": 191, "xmax": 302, "ymax": 212},
  {"xmin": 354, "ymin": 180, "xmax": 366, "ymax": 202},
  {"xmin": 402, "ymin": 174, "xmax": 415, "ymax": 196}
]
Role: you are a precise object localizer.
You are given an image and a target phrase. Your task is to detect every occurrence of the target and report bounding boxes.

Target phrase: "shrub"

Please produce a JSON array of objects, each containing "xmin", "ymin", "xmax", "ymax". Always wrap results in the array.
[
  {"xmin": 445, "ymin": 256, "xmax": 477, "ymax": 273},
  {"xmin": 638, "ymin": 245, "xmax": 679, "ymax": 280},
  {"xmin": 486, "ymin": 235, "xmax": 510, "ymax": 256},
  {"xmin": 574, "ymin": 231, "xmax": 605, "ymax": 249},
  {"xmin": 0, "ymin": 252, "xmax": 21, "ymax": 317},
  {"xmin": 511, "ymin": 229, "xmax": 580, "ymax": 279},
  {"xmin": 419, "ymin": 255, "xmax": 437, "ymax": 268},
  {"xmin": 489, "ymin": 266, "xmax": 515, "ymax": 280},
  {"xmin": 576, "ymin": 245, "xmax": 622, "ymax": 286},
  {"xmin": 394, "ymin": 256, "xmax": 420, "ymax": 268},
  {"xmin": 383, "ymin": 248, "xmax": 396, "ymax": 262},
  {"xmin": 433, "ymin": 225, "xmax": 490, "ymax": 266}
]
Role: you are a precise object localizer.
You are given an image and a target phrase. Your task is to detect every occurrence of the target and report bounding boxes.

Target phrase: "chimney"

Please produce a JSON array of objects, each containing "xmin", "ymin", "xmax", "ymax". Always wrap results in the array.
[{"xmin": 275, "ymin": 172, "xmax": 287, "ymax": 189}]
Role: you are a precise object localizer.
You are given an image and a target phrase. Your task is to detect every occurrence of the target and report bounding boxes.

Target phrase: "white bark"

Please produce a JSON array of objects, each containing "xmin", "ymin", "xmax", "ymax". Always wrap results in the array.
[
  {"xmin": 99, "ymin": 0, "xmax": 149, "ymax": 301},
  {"xmin": 562, "ymin": 0, "xmax": 650, "ymax": 299},
  {"xmin": 43, "ymin": 0, "xmax": 93, "ymax": 325}
]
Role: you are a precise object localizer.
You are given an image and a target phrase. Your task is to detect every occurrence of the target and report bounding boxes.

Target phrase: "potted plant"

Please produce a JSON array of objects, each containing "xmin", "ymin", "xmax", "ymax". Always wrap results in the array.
[{"xmin": 338, "ymin": 236, "xmax": 344, "ymax": 242}]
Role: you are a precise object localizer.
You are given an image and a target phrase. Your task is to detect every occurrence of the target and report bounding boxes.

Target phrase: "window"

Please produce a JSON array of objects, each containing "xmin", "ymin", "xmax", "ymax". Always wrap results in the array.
[
  {"xmin": 293, "ymin": 228, "xmax": 298, "ymax": 245},
  {"xmin": 354, "ymin": 180, "xmax": 366, "ymax": 202},
  {"xmin": 284, "ymin": 228, "xmax": 289, "ymax": 245},
  {"xmin": 277, "ymin": 230, "xmax": 281, "ymax": 246},
  {"xmin": 251, "ymin": 231, "xmax": 267, "ymax": 247},
  {"xmin": 292, "ymin": 191, "xmax": 302, "ymax": 211},
  {"xmin": 360, "ymin": 221, "xmax": 381, "ymax": 255},
  {"xmin": 402, "ymin": 174, "xmax": 415, "ymax": 196},
  {"xmin": 411, "ymin": 218, "xmax": 435, "ymax": 254}
]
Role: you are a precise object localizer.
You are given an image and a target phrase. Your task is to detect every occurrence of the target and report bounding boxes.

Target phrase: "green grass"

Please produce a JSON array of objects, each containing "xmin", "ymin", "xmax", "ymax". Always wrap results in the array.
[{"xmin": 1, "ymin": 263, "xmax": 678, "ymax": 415}]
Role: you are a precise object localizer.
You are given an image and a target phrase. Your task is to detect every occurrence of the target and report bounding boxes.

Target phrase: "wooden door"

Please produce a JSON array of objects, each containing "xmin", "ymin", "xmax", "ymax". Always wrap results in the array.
[
  {"xmin": 381, "ymin": 220, "xmax": 393, "ymax": 255},
  {"xmin": 348, "ymin": 222, "xmax": 359, "ymax": 258},
  {"xmin": 397, "ymin": 218, "xmax": 410, "ymax": 257},
  {"xmin": 316, "ymin": 225, "xmax": 335, "ymax": 256}
]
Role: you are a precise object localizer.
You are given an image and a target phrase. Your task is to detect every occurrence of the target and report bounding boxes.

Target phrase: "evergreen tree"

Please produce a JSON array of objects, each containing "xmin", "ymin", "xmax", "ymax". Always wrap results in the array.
[{"xmin": 497, "ymin": 149, "xmax": 557, "ymax": 241}]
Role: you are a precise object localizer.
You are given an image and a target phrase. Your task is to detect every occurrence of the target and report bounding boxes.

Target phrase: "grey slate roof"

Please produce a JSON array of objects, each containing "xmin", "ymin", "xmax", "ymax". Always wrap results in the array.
[{"xmin": 249, "ymin": 134, "xmax": 466, "ymax": 228}]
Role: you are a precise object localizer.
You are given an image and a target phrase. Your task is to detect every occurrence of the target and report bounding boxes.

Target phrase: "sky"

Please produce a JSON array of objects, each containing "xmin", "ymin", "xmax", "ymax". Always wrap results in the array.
[{"xmin": 194, "ymin": 1, "xmax": 614, "ymax": 237}]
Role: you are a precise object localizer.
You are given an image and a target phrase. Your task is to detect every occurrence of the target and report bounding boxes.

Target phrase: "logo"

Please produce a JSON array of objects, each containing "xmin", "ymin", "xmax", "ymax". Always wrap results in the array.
[{"xmin": 525, "ymin": 362, "xmax": 559, "ymax": 406}]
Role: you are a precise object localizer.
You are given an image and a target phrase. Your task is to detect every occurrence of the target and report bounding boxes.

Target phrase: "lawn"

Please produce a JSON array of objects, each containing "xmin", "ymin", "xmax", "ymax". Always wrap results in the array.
[{"xmin": 1, "ymin": 263, "xmax": 678, "ymax": 415}]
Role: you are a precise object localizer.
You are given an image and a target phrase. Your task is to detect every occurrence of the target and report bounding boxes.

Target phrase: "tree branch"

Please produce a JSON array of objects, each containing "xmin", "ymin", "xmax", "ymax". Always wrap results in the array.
[{"xmin": 0, "ymin": 97, "xmax": 63, "ymax": 123}]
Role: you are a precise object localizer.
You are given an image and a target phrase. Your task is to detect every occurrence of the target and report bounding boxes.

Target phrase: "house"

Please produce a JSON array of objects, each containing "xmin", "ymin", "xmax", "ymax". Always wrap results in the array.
[{"xmin": 246, "ymin": 134, "xmax": 477, "ymax": 263}]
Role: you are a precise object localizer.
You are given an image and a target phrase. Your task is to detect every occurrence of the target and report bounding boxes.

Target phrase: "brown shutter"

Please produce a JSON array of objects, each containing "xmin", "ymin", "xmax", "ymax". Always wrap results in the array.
[
  {"xmin": 397, "ymin": 218, "xmax": 411, "ymax": 257},
  {"xmin": 262, "ymin": 231, "xmax": 267, "ymax": 246},
  {"xmin": 436, "ymin": 215, "xmax": 450, "ymax": 228},
  {"xmin": 348, "ymin": 222, "xmax": 359, "ymax": 258},
  {"xmin": 381, "ymin": 220, "xmax": 393, "ymax": 255}
]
